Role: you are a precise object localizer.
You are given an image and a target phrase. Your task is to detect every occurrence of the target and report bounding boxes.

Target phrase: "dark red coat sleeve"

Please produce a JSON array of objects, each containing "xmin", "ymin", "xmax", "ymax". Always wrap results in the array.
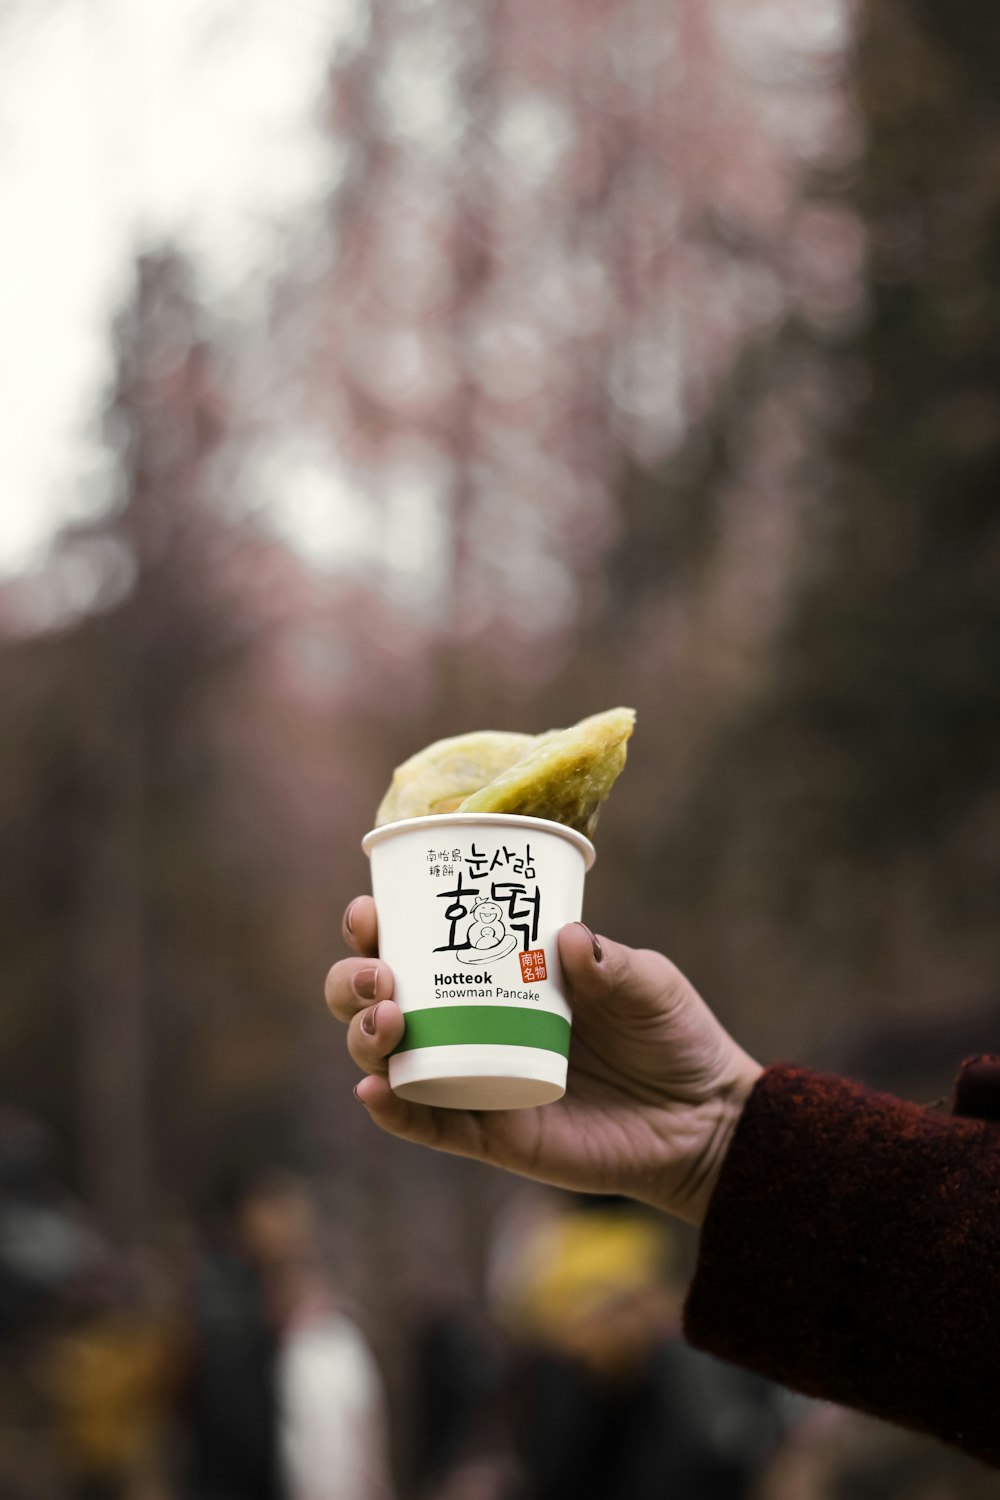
[{"xmin": 683, "ymin": 1061, "xmax": 1000, "ymax": 1467}]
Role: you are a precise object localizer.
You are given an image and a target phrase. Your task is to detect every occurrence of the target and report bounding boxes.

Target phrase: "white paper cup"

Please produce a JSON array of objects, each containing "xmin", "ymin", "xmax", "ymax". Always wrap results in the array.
[{"xmin": 361, "ymin": 813, "xmax": 596, "ymax": 1110}]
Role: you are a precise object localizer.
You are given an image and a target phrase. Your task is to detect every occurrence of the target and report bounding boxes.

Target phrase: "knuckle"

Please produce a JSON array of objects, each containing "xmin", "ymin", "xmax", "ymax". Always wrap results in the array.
[
  {"xmin": 348, "ymin": 1003, "xmax": 403, "ymax": 1070},
  {"xmin": 638, "ymin": 949, "xmax": 689, "ymax": 1012},
  {"xmin": 325, "ymin": 958, "xmax": 365, "ymax": 1018},
  {"xmin": 347, "ymin": 1024, "xmax": 381, "ymax": 1073}
]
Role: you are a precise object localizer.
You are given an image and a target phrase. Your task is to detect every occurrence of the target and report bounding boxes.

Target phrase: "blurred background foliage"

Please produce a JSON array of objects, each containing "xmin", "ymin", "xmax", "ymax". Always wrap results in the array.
[{"xmin": 1, "ymin": 0, "xmax": 999, "ymax": 1493}]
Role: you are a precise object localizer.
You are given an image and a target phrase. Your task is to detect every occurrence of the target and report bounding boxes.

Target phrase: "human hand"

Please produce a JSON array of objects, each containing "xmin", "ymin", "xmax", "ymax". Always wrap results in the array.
[{"xmin": 325, "ymin": 898, "xmax": 762, "ymax": 1225}]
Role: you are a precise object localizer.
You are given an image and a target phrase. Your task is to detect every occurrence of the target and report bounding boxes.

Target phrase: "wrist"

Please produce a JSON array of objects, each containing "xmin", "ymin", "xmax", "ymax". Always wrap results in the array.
[
  {"xmin": 693, "ymin": 1060, "xmax": 763, "ymax": 1224},
  {"xmin": 650, "ymin": 1058, "xmax": 763, "ymax": 1227}
]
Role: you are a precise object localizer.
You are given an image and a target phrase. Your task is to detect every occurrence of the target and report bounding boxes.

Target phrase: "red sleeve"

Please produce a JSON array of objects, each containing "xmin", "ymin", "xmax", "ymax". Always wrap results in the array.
[{"xmin": 683, "ymin": 1062, "xmax": 1000, "ymax": 1467}]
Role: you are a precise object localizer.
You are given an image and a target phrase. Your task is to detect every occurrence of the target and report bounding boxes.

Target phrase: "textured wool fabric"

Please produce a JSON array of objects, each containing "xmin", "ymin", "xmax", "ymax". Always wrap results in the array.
[
  {"xmin": 683, "ymin": 1063, "xmax": 1000, "ymax": 1467},
  {"xmin": 953, "ymin": 1054, "xmax": 1000, "ymax": 1123}
]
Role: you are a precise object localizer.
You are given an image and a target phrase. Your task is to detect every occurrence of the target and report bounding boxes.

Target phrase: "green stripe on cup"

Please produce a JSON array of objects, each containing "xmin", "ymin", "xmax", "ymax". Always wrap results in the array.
[{"xmin": 394, "ymin": 1006, "xmax": 571, "ymax": 1057}]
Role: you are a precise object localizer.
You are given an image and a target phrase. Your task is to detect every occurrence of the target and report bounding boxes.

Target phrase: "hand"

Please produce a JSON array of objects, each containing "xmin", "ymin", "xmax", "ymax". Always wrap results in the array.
[{"xmin": 325, "ymin": 898, "xmax": 762, "ymax": 1225}]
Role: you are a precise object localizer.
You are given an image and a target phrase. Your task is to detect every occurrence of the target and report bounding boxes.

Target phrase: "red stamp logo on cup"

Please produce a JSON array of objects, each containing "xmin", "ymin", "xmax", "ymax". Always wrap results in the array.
[{"xmin": 519, "ymin": 948, "xmax": 547, "ymax": 983}]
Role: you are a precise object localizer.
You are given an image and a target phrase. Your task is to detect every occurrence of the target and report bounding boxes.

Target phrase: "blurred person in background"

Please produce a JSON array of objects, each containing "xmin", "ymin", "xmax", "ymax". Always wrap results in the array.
[
  {"xmin": 39, "ymin": 1257, "xmax": 179, "ymax": 1500},
  {"xmin": 0, "ymin": 1110, "xmax": 106, "ymax": 1345},
  {"xmin": 491, "ymin": 1194, "xmax": 791, "ymax": 1500},
  {"xmin": 181, "ymin": 1166, "xmax": 283, "ymax": 1500},
  {"xmin": 0, "ymin": 1110, "xmax": 113, "ymax": 1497},
  {"xmin": 408, "ymin": 1271, "xmax": 508, "ymax": 1500},
  {"xmin": 181, "ymin": 1165, "xmax": 392, "ymax": 1500}
]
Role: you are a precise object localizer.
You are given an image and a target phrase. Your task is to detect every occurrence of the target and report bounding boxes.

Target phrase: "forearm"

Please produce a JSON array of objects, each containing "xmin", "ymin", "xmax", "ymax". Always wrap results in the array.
[{"xmin": 683, "ymin": 1064, "xmax": 1000, "ymax": 1467}]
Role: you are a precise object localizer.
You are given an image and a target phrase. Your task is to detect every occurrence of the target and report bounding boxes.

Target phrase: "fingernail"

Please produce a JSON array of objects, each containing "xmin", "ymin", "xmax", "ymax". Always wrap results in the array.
[
  {"xmin": 344, "ymin": 900, "xmax": 357, "ymax": 935},
  {"xmin": 353, "ymin": 1083, "xmax": 367, "ymax": 1104},
  {"xmin": 353, "ymin": 966, "xmax": 378, "ymax": 1001},
  {"xmin": 577, "ymin": 922, "xmax": 603, "ymax": 963},
  {"xmin": 361, "ymin": 1004, "xmax": 380, "ymax": 1037}
]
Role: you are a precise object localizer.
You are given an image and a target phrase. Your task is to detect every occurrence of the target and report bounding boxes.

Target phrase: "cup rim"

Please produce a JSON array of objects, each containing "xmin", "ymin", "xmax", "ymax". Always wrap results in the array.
[{"xmin": 362, "ymin": 812, "xmax": 596, "ymax": 870}]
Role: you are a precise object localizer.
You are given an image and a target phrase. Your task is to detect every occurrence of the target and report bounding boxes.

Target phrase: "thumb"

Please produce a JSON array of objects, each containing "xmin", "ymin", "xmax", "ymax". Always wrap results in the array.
[{"xmin": 557, "ymin": 922, "xmax": 689, "ymax": 1019}]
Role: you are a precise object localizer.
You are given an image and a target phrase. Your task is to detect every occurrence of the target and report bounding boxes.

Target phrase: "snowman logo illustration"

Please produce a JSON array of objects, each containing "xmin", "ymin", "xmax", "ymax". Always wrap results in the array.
[{"xmin": 455, "ymin": 897, "xmax": 518, "ymax": 965}]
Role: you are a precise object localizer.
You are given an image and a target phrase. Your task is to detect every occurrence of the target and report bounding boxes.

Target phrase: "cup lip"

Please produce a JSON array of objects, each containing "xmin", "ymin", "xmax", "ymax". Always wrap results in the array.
[{"xmin": 362, "ymin": 812, "xmax": 596, "ymax": 870}]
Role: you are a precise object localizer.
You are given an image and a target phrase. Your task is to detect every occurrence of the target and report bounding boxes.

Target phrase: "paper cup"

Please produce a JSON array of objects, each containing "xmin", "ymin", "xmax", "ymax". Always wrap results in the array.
[{"xmin": 361, "ymin": 813, "xmax": 596, "ymax": 1110}]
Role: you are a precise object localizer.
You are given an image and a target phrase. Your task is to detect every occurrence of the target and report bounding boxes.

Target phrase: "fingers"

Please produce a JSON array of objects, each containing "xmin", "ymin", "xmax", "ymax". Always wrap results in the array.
[
  {"xmin": 342, "ymin": 991, "xmax": 519, "ymax": 1170},
  {"xmin": 342, "ymin": 896, "xmax": 378, "ymax": 957},
  {"xmin": 324, "ymin": 956, "xmax": 395, "ymax": 1024},
  {"xmin": 347, "ymin": 1000, "xmax": 406, "ymax": 1077},
  {"xmin": 353, "ymin": 1075, "xmax": 506, "ymax": 1165},
  {"xmin": 331, "ymin": 898, "xmax": 529, "ymax": 1170}
]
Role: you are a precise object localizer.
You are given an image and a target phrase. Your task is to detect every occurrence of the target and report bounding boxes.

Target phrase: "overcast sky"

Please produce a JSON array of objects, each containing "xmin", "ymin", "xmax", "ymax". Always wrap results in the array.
[{"xmin": 0, "ymin": 0, "xmax": 354, "ymax": 577}]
